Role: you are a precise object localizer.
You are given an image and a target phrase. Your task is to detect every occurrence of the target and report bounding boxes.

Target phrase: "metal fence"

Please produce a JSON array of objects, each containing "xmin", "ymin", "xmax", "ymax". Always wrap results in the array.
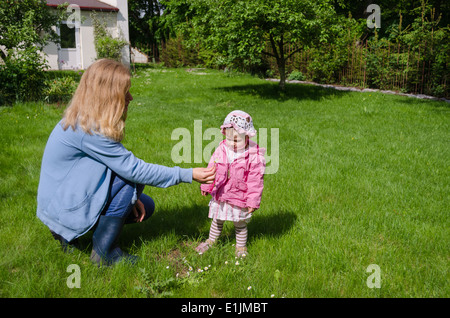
[
  {"xmin": 137, "ymin": 38, "xmax": 448, "ymax": 98},
  {"xmin": 267, "ymin": 39, "xmax": 448, "ymax": 98}
]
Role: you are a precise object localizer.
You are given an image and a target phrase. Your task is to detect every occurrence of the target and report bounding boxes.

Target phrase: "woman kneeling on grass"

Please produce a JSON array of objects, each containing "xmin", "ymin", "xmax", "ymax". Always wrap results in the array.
[{"xmin": 36, "ymin": 59, "xmax": 215, "ymax": 267}]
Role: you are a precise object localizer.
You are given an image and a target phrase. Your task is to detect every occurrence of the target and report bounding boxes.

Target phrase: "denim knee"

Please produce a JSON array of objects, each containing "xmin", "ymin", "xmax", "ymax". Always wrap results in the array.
[{"xmin": 103, "ymin": 173, "xmax": 140, "ymax": 219}]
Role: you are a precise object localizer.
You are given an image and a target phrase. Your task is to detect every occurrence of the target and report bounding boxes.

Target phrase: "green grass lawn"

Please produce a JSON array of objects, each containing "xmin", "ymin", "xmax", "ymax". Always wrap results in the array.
[{"xmin": 0, "ymin": 67, "xmax": 448, "ymax": 298}]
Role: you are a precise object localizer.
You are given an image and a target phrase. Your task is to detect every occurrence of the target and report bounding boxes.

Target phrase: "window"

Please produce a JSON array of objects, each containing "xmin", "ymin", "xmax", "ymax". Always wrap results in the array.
[{"xmin": 60, "ymin": 23, "xmax": 76, "ymax": 49}]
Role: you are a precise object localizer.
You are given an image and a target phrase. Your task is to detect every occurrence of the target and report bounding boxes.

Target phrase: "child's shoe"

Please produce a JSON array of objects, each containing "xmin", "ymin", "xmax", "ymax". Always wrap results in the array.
[
  {"xmin": 195, "ymin": 239, "xmax": 215, "ymax": 254},
  {"xmin": 235, "ymin": 246, "xmax": 248, "ymax": 258}
]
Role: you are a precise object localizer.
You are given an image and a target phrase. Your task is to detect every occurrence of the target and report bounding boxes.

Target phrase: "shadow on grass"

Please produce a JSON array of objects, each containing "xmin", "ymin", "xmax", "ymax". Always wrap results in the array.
[
  {"xmin": 214, "ymin": 81, "xmax": 350, "ymax": 102},
  {"xmin": 394, "ymin": 95, "xmax": 450, "ymax": 109},
  {"xmin": 72, "ymin": 204, "xmax": 207, "ymax": 253},
  {"xmin": 72, "ymin": 204, "xmax": 297, "ymax": 254},
  {"xmin": 248, "ymin": 210, "xmax": 297, "ymax": 239},
  {"xmin": 119, "ymin": 204, "xmax": 297, "ymax": 248},
  {"xmin": 124, "ymin": 204, "xmax": 209, "ymax": 243}
]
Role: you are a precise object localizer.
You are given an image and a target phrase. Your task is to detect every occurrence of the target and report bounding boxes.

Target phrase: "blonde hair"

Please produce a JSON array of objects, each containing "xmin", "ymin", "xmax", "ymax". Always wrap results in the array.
[{"xmin": 63, "ymin": 59, "xmax": 131, "ymax": 142}]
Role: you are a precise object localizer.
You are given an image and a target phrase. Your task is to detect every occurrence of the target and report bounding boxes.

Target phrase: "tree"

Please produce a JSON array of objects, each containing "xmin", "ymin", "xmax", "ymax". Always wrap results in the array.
[
  {"xmin": 0, "ymin": 0, "xmax": 62, "ymax": 61},
  {"xmin": 333, "ymin": 0, "xmax": 449, "ymax": 40},
  {"xmin": 163, "ymin": 0, "xmax": 337, "ymax": 89},
  {"xmin": 128, "ymin": 0, "xmax": 166, "ymax": 57},
  {"xmin": 0, "ymin": 0, "xmax": 65, "ymax": 104}
]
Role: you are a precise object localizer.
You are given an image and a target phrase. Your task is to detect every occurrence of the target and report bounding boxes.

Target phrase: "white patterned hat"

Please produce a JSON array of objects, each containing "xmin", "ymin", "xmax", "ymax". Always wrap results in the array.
[{"xmin": 220, "ymin": 110, "xmax": 257, "ymax": 137}]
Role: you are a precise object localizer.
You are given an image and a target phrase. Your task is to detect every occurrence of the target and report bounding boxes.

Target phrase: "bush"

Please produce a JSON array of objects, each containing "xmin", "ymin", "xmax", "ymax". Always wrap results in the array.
[
  {"xmin": 43, "ymin": 76, "xmax": 78, "ymax": 104},
  {"xmin": 0, "ymin": 47, "xmax": 48, "ymax": 105},
  {"xmin": 95, "ymin": 36, "xmax": 129, "ymax": 62},
  {"xmin": 91, "ymin": 11, "xmax": 128, "ymax": 62},
  {"xmin": 306, "ymin": 47, "xmax": 342, "ymax": 84},
  {"xmin": 287, "ymin": 70, "xmax": 305, "ymax": 81},
  {"xmin": 159, "ymin": 35, "xmax": 202, "ymax": 68},
  {"xmin": 45, "ymin": 70, "xmax": 83, "ymax": 82}
]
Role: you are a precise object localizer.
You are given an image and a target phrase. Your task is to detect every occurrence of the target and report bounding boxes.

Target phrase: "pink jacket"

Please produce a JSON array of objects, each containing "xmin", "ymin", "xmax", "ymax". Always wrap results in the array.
[{"xmin": 201, "ymin": 140, "xmax": 266, "ymax": 209}]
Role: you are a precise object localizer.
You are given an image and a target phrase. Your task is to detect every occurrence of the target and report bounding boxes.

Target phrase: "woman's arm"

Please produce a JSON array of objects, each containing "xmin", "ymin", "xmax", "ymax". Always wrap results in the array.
[{"xmin": 80, "ymin": 133, "xmax": 214, "ymax": 187}]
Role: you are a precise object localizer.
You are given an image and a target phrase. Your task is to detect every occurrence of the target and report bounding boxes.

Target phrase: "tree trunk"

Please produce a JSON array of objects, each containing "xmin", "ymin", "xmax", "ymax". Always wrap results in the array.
[
  {"xmin": 0, "ymin": 48, "xmax": 7, "ymax": 63},
  {"xmin": 277, "ymin": 35, "xmax": 286, "ymax": 90},
  {"xmin": 278, "ymin": 58, "xmax": 286, "ymax": 90},
  {"xmin": 267, "ymin": 33, "xmax": 287, "ymax": 90}
]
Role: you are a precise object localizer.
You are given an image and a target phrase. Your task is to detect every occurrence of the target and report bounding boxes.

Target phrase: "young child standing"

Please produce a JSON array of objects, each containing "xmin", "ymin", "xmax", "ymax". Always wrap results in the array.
[{"xmin": 197, "ymin": 110, "xmax": 266, "ymax": 257}]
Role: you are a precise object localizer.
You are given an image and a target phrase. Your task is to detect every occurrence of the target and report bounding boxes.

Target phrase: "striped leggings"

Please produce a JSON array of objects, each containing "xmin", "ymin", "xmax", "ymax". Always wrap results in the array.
[{"xmin": 208, "ymin": 219, "xmax": 248, "ymax": 248}]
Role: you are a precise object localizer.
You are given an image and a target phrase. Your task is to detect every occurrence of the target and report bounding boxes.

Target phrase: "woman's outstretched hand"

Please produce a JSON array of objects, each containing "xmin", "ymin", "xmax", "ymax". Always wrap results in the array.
[{"xmin": 193, "ymin": 166, "xmax": 216, "ymax": 184}]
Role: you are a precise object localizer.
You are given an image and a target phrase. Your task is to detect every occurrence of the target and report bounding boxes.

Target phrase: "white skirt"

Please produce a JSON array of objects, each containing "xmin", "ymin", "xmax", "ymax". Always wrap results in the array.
[{"xmin": 208, "ymin": 199, "xmax": 252, "ymax": 223}]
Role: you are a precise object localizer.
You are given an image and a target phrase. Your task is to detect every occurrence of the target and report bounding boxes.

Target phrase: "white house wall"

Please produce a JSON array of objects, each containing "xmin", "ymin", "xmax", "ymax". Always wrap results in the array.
[
  {"xmin": 43, "ymin": 8, "xmax": 128, "ymax": 70},
  {"xmin": 43, "ymin": 29, "xmax": 59, "ymax": 69},
  {"xmin": 79, "ymin": 10, "xmax": 118, "ymax": 69},
  {"xmin": 98, "ymin": 0, "xmax": 130, "ymax": 67}
]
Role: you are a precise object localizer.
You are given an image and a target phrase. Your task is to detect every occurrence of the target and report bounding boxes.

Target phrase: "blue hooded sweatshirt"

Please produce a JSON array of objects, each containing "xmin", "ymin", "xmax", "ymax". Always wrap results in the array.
[{"xmin": 36, "ymin": 120, "xmax": 192, "ymax": 242}]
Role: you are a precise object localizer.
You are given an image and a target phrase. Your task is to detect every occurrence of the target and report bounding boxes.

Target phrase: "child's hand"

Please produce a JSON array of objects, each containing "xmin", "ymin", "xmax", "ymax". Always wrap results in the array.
[
  {"xmin": 248, "ymin": 207, "xmax": 257, "ymax": 213},
  {"xmin": 201, "ymin": 190, "xmax": 209, "ymax": 196}
]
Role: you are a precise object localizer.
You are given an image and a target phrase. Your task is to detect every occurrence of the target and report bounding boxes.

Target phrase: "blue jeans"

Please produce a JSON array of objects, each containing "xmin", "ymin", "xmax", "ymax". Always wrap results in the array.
[{"xmin": 102, "ymin": 172, "xmax": 155, "ymax": 223}]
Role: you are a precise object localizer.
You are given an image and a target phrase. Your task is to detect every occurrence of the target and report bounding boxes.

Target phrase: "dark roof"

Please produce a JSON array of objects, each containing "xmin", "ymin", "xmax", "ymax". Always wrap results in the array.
[{"xmin": 46, "ymin": 0, "xmax": 119, "ymax": 12}]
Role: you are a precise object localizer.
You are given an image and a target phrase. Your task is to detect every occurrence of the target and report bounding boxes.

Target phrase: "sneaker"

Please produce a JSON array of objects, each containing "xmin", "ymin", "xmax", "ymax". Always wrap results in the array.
[
  {"xmin": 195, "ymin": 239, "xmax": 215, "ymax": 254},
  {"xmin": 235, "ymin": 246, "xmax": 248, "ymax": 258}
]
